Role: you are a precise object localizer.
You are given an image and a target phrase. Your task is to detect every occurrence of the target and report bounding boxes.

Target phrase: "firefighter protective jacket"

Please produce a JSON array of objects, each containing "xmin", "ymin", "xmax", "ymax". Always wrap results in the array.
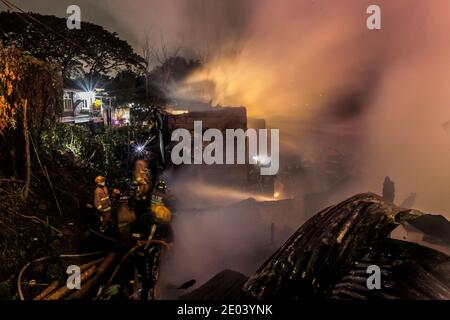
[{"xmin": 94, "ymin": 186, "xmax": 111, "ymax": 212}]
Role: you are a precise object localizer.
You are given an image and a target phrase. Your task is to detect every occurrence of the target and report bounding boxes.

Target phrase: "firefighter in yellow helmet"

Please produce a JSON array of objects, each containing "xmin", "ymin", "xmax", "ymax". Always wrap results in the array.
[
  {"xmin": 133, "ymin": 159, "xmax": 151, "ymax": 197},
  {"xmin": 150, "ymin": 180, "xmax": 172, "ymax": 224},
  {"xmin": 134, "ymin": 159, "xmax": 150, "ymax": 180},
  {"xmin": 135, "ymin": 176, "xmax": 149, "ymax": 201},
  {"xmin": 131, "ymin": 180, "xmax": 173, "ymax": 242},
  {"xmin": 131, "ymin": 179, "xmax": 173, "ymax": 300},
  {"xmin": 132, "ymin": 175, "xmax": 150, "ymax": 218},
  {"xmin": 94, "ymin": 176, "xmax": 111, "ymax": 233}
]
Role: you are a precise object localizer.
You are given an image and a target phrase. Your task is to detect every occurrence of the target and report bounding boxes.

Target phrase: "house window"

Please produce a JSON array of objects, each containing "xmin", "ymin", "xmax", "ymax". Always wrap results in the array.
[
  {"xmin": 80, "ymin": 100, "xmax": 90, "ymax": 110},
  {"xmin": 64, "ymin": 98, "xmax": 73, "ymax": 111}
]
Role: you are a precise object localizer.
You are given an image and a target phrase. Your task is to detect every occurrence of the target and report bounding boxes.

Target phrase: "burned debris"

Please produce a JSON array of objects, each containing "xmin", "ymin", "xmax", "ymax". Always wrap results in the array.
[
  {"xmin": 331, "ymin": 238, "xmax": 450, "ymax": 300},
  {"xmin": 182, "ymin": 193, "xmax": 450, "ymax": 300}
]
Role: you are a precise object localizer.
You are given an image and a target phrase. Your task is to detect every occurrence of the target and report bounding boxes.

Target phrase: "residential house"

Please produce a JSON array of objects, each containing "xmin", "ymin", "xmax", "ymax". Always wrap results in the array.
[{"xmin": 60, "ymin": 88, "xmax": 130, "ymax": 126}]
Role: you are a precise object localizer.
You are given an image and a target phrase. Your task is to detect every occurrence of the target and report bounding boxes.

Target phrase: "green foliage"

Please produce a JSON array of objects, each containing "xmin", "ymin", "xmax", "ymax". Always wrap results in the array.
[
  {"xmin": 41, "ymin": 123, "xmax": 147, "ymax": 185},
  {"xmin": 0, "ymin": 12, "xmax": 143, "ymax": 78},
  {"xmin": 41, "ymin": 123, "xmax": 100, "ymax": 168}
]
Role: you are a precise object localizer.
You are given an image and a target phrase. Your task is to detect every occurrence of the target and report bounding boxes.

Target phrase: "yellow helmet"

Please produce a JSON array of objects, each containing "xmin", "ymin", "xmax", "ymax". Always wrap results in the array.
[
  {"xmin": 95, "ymin": 176, "xmax": 105, "ymax": 185},
  {"xmin": 135, "ymin": 177, "xmax": 147, "ymax": 185},
  {"xmin": 112, "ymin": 189, "xmax": 121, "ymax": 196},
  {"xmin": 151, "ymin": 204, "xmax": 172, "ymax": 224}
]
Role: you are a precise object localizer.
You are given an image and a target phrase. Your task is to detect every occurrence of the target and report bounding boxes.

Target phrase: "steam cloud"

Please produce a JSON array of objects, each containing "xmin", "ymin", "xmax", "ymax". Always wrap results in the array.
[{"xmin": 125, "ymin": 0, "xmax": 450, "ymax": 216}]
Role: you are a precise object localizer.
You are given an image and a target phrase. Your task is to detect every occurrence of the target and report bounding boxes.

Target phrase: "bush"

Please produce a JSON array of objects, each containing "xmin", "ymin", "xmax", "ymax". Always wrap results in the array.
[{"xmin": 41, "ymin": 123, "xmax": 153, "ymax": 187}]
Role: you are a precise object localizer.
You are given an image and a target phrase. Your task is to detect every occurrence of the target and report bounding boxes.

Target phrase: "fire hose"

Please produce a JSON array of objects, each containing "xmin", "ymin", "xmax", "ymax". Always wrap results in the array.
[
  {"xmin": 18, "ymin": 239, "xmax": 169, "ymax": 300},
  {"xmin": 105, "ymin": 238, "xmax": 170, "ymax": 288},
  {"xmin": 17, "ymin": 249, "xmax": 111, "ymax": 300}
]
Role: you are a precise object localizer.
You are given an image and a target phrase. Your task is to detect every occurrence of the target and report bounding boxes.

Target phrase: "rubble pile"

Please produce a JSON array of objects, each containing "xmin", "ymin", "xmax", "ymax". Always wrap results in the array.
[{"xmin": 182, "ymin": 193, "xmax": 450, "ymax": 300}]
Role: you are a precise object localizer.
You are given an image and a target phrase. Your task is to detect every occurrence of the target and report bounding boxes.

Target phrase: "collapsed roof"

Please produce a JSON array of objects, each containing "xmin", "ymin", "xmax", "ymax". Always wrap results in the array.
[{"xmin": 181, "ymin": 193, "xmax": 450, "ymax": 300}]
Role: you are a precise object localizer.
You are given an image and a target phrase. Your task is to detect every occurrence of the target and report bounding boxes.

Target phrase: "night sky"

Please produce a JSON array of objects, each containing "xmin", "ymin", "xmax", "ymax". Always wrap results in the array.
[{"xmin": 3, "ymin": 0, "xmax": 254, "ymax": 53}]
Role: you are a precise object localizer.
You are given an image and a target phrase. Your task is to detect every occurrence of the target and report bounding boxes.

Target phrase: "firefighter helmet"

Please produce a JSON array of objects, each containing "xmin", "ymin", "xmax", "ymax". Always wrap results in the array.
[
  {"xmin": 135, "ymin": 177, "xmax": 147, "ymax": 185},
  {"xmin": 155, "ymin": 180, "xmax": 167, "ymax": 192},
  {"xmin": 95, "ymin": 176, "xmax": 106, "ymax": 185},
  {"xmin": 151, "ymin": 204, "xmax": 171, "ymax": 224},
  {"xmin": 112, "ymin": 188, "xmax": 121, "ymax": 196}
]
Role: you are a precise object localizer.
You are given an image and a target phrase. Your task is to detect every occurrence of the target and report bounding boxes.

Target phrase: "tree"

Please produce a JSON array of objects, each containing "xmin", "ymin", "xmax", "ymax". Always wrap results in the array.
[
  {"xmin": 0, "ymin": 44, "xmax": 62, "ymax": 199},
  {"xmin": 0, "ymin": 11, "xmax": 143, "ymax": 78},
  {"xmin": 104, "ymin": 55, "xmax": 201, "ymax": 124},
  {"xmin": 0, "ymin": 44, "xmax": 64, "ymax": 138},
  {"xmin": 0, "ymin": 52, "xmax": 18, "ymax": 131},
  {"xmin": 140, "ymin": 33, "xmax": 201, "ymax": 98},
  {"xmin": 105, "ymin": 70, "xmax": 165, "ymax": 105},
  {"xmin": 149, "ymin": 56, "xmax": 201, "ymax": 92}
]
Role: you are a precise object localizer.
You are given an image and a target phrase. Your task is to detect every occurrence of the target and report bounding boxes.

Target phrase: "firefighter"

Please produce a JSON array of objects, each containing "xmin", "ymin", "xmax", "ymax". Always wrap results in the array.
[
  {"xmin": 130, "ymin": 180, "xmax": 173, "ymax": 300},
  {"xmin": 134, "ymin": 159, "xmax": 151, "ymax": 191},
  {"xmin": 110, "ymin": 188, "xmax": 122, "ymax": 234},
  {"xmin": 150, "ymin": 180, "xmax": 172, "ymax": 223},
  {"xmin": 382, "ymin": 176, "xmax": 395, "ymax": 203},
  {"xmin": 132, "ymin": 180, "xmax": 173, "ymax": 242},
  {"xmin": 132, "ymin": 176, "xmax": 149, "ymax": 218},
  {"xmin": 94, "ymin": 176, "xmax": 111, "ymax": 233},
  {"xmin": 135, "ymin": 176, "xmax": 149, "ymax": 201}
]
